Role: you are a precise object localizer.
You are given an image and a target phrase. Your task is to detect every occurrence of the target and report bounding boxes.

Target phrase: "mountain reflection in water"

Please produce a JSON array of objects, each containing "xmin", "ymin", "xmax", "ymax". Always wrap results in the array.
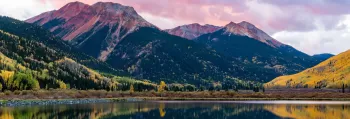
[{"xmin": 0, "ymin": 101, "xmax": 350, "ymax": 119}]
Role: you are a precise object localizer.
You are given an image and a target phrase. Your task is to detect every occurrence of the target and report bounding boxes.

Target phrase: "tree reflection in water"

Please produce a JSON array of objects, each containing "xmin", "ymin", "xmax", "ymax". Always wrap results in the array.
[{"xmin": 0, "ymin": 101, "xmax": 350, "ymax": 119}]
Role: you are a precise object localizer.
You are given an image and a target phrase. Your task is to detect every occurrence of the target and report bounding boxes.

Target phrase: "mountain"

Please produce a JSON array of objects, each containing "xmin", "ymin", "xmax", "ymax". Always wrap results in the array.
[
  {"xmin": 0, "ymin": 16, "xmax": 118, "ymax": 90},
  {"xmin": 0, "ymin": 16, "xmax": 159, "ymax": 91},
  {"xmin": 26, "ymin": 2, "xmax": 283, "ymax": 87},
  {"xmin": 26, "ymin": 1, "xmax": 156, "ymax": 61},
  {"xmin": 0, "ymin": 16, "xmax": 121, "ymax": 74},
  {"xmin": 237, "ymin": 21, "xmax": 283, "ymax": 48},
  {"xmin": 165, "ymin": 23, "xmax": 221, "ymax": 39},
  {"xmin": 312, "ymin": 53, "xmax": 334, "ymax": 61},
  {"xmin": 195, "ymin": 21, "xmax": 320, "ymax": 78},
  {"xmin": 265, "ymin": 50, "xmax": 350, "ymax": 89}
]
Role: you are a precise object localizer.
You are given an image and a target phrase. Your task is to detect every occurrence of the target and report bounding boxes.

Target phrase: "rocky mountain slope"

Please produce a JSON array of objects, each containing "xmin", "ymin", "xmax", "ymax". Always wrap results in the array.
[
  {"xmin": 25, "ymin": 2, "xmax": 280, "ymax": 86},
  {"xmin": 167, "ymin": 21, "xmax": 284, "ymax": 48},
  {"xmin": 265, "ymin": 50, "xmax": 350, "ymax": 89},
  {"xmin": 0, "ymin": 16, "xmax": 159, "ymax": 91},
  {"xmin": 26, "ymin": 1, "xmax": 156, "ymax": 61},
  {"xmin": 165, "ymin": 23, "xmax": 221, "ymax": 39},
  {"xmin": 195, "ymin": 22, "xmax": 320, "ymax": 78},
  {"xmin": 26, "ymin": 1, "xmax": 321, "ymax": 86},
  {"xmin": 0, "ymin": 16, "xmax": 119, "ymax": 90}
]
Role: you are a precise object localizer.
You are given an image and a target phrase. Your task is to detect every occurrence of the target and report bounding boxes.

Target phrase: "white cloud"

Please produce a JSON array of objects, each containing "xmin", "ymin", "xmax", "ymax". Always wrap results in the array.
[
  {"xmin": 1, "ymin": 0, "xmax": 350, "ymax": 55},
  {"xmin": 0, "ymin": 0, "xmax": 55, "ymax": 20},
  {"xmin": 272, "ymin": 15, "xmax": 350, "ymax": 55}
]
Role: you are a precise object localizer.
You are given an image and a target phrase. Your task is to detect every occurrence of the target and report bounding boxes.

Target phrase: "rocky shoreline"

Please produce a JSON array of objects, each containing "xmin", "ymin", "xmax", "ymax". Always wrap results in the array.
[
  {"xmin": 0, "ymin": 97, "xmax": 148, "ymax": 107},
  {"xmin": 0, "ymin": 99, "xmax": 117, "ymax": 107},
  {"xmin": 2, "ymin": 97, "xmax": 350, "ymax": 107}
]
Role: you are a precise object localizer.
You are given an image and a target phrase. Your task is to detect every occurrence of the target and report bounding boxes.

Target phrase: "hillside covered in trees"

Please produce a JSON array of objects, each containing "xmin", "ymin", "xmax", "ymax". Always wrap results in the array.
[
  {"xmin": 0, "ymin": 16, "xmax": 259, "ymax": 92},
  {"xmin": 265, "ymin": 50, "xmax": 350, "ymax": 89},
  {"xmin": 0, "ymin": 16, "xmax": 162, "ymax": 91}
]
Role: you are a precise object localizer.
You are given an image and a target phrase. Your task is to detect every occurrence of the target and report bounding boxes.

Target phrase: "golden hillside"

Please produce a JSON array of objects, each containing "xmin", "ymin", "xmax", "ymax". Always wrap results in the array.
[{"xmin": 265, "ymin": 50, "xmax": 350, "ymax": 88}]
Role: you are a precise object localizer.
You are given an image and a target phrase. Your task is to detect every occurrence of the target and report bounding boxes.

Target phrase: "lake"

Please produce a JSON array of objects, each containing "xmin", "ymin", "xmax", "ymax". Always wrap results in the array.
[{"xmin": 1, "ymin": 100, "xmax": 350, "ymax": 119}]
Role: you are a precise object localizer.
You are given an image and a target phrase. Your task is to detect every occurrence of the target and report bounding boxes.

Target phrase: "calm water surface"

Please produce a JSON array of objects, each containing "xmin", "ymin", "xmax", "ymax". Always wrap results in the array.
[{"xmin": 1, "ymin": 101, "xmax": 350, "ymax": 119}]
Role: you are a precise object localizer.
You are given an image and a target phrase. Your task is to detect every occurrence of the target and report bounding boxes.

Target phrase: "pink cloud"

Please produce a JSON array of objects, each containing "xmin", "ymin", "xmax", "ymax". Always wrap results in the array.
[
  {"xmin": 38, "ymin": 0, "xmax": 248, "ymax": 29},
  {"xmin": 37, "ymin": 0, "xmax": 350, "ymax": 34}
]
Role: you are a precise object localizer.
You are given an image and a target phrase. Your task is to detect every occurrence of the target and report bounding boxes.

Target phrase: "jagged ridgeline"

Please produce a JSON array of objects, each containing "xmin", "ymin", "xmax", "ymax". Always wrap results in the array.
[{"xmin": 0, "ymin": 16, "xmax": 156, "ymax": 91}]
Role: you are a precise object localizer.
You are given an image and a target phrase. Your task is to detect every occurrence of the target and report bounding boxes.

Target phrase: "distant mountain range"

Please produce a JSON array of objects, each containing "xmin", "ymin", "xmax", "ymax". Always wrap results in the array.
[
  {"xmin": 312, "ymin": 53, "xmax": 334, "ymax": 61},
  {"xmin": 21, "ymin": 1, "xmax": 331, "ymax": 87}
]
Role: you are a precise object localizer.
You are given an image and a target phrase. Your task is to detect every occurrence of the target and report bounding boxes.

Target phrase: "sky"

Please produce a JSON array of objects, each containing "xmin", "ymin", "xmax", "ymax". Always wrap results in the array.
[{"xmin": 1, "ymin": 0, "xmax": 350, "ymax": 55}]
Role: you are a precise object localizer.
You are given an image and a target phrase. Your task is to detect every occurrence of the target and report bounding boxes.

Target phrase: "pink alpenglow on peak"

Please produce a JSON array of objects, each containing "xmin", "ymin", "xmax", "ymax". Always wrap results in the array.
[
  {"xmin": 26, "ymin": 1, "xmax": 157, "ymax": 61},
  {"xmin": 165, "ymin": 23, "xmax": 222, "ymax": 40},
  {"xmin": 223, "ymin": 21, "xmax": 284, "ymax": 48},
  {"xmin": 167, "ymin": 21, "xmax": 283, "ymax": 48},
  {"xmin": 238, "ymin": 21, "xmax": 283, "ymax": 48}
]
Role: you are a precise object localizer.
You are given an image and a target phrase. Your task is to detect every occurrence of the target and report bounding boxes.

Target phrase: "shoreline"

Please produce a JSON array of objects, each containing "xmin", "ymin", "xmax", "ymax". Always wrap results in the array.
[{"xmin": 3, "ymin": 97, "xmax": 350, "ymax": 107}]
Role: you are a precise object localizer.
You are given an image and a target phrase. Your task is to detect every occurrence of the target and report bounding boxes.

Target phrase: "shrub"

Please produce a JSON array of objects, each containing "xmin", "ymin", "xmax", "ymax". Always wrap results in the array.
[
  {"xmin": 4, "ymin": 90, "xmax": 11, "ymax": 95},
  {"xmin": 22, "ymin": 90, "xmax": 29, "ymax": 95},
  {"xmin": 14, "ymin": 90, "xmax": 21, "ymax": 95}
]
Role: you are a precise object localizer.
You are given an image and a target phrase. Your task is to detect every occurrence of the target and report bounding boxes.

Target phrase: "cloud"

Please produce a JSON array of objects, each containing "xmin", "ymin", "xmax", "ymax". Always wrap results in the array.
[
  {"xmin": 0, "ymin": 0, "xmax": 54, "ymax": 20},
  {"xmin": 1, "ymin": 0, "xmax": 350, "ymax": 55},
  {"xmin": 272, "ymin": 15, "xmax": 350, "ymax": 55}
]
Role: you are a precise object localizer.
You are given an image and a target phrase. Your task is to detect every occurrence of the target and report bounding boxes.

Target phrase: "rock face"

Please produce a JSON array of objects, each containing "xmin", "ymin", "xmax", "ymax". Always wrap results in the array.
[
  {"xmin": 165, "ymin": 23, "xmax": 221, "ymax": 39},
  {"xmin": 26, "ymin": 2, "xmax": 287, "ymax": 84},
  {"xmin": 26, "ymin": 1, "xmax": 156, "ymax": 61},
  {"xmin": 266, "ymin": 50, "xmax": 350, "ymax": 89},
  {"xmin": 195, "ymin": 22, "xmax": 320, "ymax": 77},
  {"xmin": 26, "ymin": 1, "xmax": 321, "ymax": 85},
  {"xmin": 237, "ymin": 21, "xmax": 283, "ymax": 48},
  {"xmin": 167, "ymin": 21, "xmax": 283, "ymax": 48}
]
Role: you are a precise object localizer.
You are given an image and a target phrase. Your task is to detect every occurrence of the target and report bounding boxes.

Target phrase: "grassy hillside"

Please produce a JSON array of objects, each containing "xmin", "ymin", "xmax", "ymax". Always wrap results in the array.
[{"xmin": 265, "ymin": 50, "xmax": 350, "ymax": 89}]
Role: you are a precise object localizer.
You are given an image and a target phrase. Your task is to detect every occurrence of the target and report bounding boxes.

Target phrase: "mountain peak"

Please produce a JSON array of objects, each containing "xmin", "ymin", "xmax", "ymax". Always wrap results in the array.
[
  {"xmin": 189, "ymin": 23, "xmax": 201, "ymax": 26},
  {"xmin": 66, "ymin": 1, "xmax": 87, "ymax": 6},
  {"xmin": 238, "ymin": 21, "xmax": 256, "ymax": 29},
  {"xmin": 165, "ymin": 23, "xmax": 222, "ymax": 39},
  {"xmin": 61, "ymin": 1, "xmax": 90, "ymax": 11},
  {"xmin": 223, "ymin": 21, "xmax": 283, "ymax": 48},
  {"xmin": 225, "ymin": 21, "xmax": 238, "ymax": 27},
  {"xmin": 92, "ymin": 2, "xmax": 136, "ymax": 13},
  {"xmin": 26, "ymin": 1, "xmax": 156, "ymax": 61},
  {"xmin": 223, "ymin": 21, "xmax": 256, "ymax": 38}
]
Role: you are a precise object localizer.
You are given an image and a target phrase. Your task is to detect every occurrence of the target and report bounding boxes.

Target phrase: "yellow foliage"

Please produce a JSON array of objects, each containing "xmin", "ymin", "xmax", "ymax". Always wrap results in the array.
[
  {"xmin": 129, "ymin": 84, "xmax": 134, "ymax": 93},
  {"xmin": 158, "ymin": 81, "xmax": 166, "ymax": 93},
  {"xmin": 57, "ymin": 57, "xmax": 103, "ymax": 82},
  {"xmin": 0, "ymin": 70, "xmax": 14, "ymax": 82},
  {"xmin": 0, "ymin": 109, "xmax": 14, "ymax": 119},
  {"xmin": 265, "ymin": 50, "xmax": 350, "ymax": 88},
  {"xmin": 16, "ymin": 64, "xmax": 26, "ymax": 71},
  {"xmin": 159, "ymin": 103, "xmax": 166, "ymax": 117},
  {"xmin": 265, "ymin": 104, "xmax": 350, "ymax": 119},
  {"xmin": 0, "ymin": 52, "xmax": 26, "ymax": 71},
  {"xmin": 57, "ymin": 80, "xmax": 67, "ymax": 89}
]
